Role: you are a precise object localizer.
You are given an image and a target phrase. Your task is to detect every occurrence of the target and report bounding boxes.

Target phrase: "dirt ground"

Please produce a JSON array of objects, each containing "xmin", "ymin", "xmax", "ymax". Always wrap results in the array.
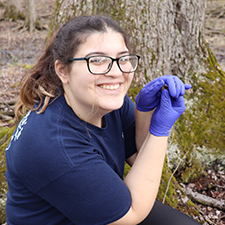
[
  {"xmin": 0, "ymin": 0, "xmax": 54, "ymax": 126},
  {"xmin": 0, "ymin": 0, "xmax": 225, "ymax": 224}
]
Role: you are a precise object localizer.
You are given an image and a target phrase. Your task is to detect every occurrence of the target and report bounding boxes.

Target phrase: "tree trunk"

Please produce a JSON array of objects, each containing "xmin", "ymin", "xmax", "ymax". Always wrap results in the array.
[
  {"xmin": 3, "ymin": 0, "xmax": 22, "ymax": 20},
  {"xmin": 50, "ymin": 0, "xmax": 206, "ymax": 81},
  {"xmin": 24, "ymin": 0, "xmax": 36, "ymax": 32},
  {"xmin": 3, "ymin": 0, "xmax": 36, "ymax": 31}
]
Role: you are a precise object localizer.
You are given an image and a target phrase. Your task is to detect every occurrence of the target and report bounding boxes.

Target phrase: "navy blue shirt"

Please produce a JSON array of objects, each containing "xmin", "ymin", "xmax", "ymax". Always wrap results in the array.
[{"xmin": 5, "ymin": 94, "xmax": 137, "ymax": 225}]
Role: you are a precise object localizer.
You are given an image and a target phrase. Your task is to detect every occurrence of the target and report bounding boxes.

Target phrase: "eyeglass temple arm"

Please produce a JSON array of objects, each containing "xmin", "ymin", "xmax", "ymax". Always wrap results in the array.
[{"xmin": 68, "ymin": 57, "xmax": 86, "ymax": 61}]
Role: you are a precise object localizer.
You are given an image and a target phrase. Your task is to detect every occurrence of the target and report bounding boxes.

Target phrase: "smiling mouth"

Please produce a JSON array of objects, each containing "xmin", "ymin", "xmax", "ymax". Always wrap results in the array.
[{"xmin": 99, "ymin": 84, "xmax": 120, "ymax": 90}]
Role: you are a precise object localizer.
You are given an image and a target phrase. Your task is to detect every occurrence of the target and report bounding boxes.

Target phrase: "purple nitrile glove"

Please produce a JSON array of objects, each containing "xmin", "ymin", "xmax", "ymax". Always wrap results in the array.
[
  {"xmin": 160, "ymin": 75, "xmax": 192, "ymax": 98},
  {"xmin": 135, "ymin": 75, "xmax": 191, "ymax": 112},
  {"xmin": 150, "ymin": 89, "xmax": 186, "ymax": 136}
]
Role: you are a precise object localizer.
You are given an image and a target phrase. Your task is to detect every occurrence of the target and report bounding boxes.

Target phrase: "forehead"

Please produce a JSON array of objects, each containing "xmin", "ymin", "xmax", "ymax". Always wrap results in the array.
[{"xmin": 75, "ymin": 29, "xmax": 128, "ymax": 56}]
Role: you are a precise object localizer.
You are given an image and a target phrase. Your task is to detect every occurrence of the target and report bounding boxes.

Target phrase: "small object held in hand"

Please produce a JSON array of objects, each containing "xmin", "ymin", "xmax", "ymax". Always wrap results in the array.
[{"xmin": 161, "ymin": 85, "xmax": 168, "ymax": 91}]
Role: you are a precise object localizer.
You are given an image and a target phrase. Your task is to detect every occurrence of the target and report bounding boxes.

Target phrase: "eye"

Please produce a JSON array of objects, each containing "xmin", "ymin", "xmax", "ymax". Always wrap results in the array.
[
  {"xmin": 89, "ymin": 56, "xmax": 108, "ymax": 65},
  {"xmin": 119, "ymin": 56, "xmax": 130, "ymax": 64}
]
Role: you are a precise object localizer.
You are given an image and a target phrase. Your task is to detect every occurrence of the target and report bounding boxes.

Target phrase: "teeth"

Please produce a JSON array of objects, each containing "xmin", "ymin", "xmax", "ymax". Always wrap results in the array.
[{"xmin": 100, "ymin": 84, "xmax": 120, "ymax": 90}]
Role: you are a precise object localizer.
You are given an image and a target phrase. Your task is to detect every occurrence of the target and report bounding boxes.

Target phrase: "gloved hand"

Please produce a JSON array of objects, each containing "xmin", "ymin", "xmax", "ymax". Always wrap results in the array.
[
  {"xmin": 135, "ymin": 75, "xmax": 191, "ymax": 112},
  {"xmin": 149, "ymin": 89, "xmax": 186, "ymax": 136}
]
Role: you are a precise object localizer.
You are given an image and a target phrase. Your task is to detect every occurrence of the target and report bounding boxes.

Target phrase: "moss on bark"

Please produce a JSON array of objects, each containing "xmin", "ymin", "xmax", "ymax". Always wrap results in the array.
[
  {"xmin": 170, "ymin": 43, "xmax": 225, "ymax": 183},
  {"xmin": 0, "ymin": 126, "xmax": 16, "ymax": 224}
]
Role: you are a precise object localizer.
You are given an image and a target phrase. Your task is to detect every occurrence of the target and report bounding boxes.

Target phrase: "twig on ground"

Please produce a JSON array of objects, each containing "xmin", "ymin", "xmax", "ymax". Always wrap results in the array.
[
  {"xmin": 183, "ymin": 187, "xmax": 225, "ymax": 211},
  {"xmin": 162, "ymin": 150, "xmax": 189, "ymax": 203},
  {"xmin": 213, "ymin": 184, "xmax": 225, "ymax": 189}
]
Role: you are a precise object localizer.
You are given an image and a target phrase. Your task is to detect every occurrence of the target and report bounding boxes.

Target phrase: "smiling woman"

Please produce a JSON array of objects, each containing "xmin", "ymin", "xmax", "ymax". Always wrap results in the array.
[
  {"xmin": 55, "ymin": 29, "xmax": 135, "ymax": 126},
  {"xmin": 5, "ymin": 15, "xmax": 199, "ymax": 225}
]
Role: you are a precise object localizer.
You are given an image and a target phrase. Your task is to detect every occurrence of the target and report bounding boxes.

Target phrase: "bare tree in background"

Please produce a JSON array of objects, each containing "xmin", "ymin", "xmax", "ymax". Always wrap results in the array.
[
  {"xmin": 3, "ymin": 0, "xmax": 36, "ymax": 31},
  {"xmin": 24, "ymin": 0, "xmax": 36, "ymax": 32},
  {"xmin": 3, "ymin": 0, "xmax": 22, "ymax": 20}
]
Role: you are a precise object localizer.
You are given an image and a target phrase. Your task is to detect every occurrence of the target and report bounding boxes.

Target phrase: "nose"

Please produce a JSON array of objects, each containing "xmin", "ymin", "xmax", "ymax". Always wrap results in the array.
[{"xmin": 105, "ymin": 61, "xmax": 122, "ymax": 76}]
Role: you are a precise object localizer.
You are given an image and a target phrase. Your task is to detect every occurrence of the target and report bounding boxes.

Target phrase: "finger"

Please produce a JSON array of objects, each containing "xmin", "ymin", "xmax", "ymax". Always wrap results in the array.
[
  {"xmin": 172, "ymin": 95, "xmax": 186, "ymax": 110},
  {"xmin": 173, "ymin": 76, "xmax": 183, "ymax": 98},
  {"xmin": 180, "ymin": 84, "xmax": 192, "ymax": 96},
  {"xmin": 157, "ymin": 90, "xmax": 162, "ymax": 98},
  {"xmin": 160, "ymin": 89, "xmax": 172, "ymax": 108},
  {"xmin": 145, "ymin": 78, "xmax": 165, "ymax": 95},
  {"xmin": 161, "ymin": 76, "xmax": 176, "ymax": 97},
  {"xmin": 185, "ymin": 84, "xmax": 192, "ymax": 90}
]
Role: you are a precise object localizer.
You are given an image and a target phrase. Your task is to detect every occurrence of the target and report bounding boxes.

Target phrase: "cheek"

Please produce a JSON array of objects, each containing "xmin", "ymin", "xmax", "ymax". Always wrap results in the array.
[
  {"xmin": 69, "ymin": 67, "xmax": 97, "ymax": 88},
  {"xmin": 126, "ymin": 73, "xmax": 134, "ymax": 88}
]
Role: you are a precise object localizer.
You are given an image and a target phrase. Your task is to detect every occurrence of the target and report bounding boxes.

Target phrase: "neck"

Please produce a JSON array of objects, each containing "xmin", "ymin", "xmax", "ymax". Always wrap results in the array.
[{"xmin": 64, "ymin": 93, "xmax": 105, "ymax": 128}]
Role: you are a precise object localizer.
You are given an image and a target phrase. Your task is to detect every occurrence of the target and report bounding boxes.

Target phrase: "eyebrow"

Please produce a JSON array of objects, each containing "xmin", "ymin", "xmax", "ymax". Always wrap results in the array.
[{"xmin": 85, "ymin": 51, "xmax": 130, "ymax": 57}]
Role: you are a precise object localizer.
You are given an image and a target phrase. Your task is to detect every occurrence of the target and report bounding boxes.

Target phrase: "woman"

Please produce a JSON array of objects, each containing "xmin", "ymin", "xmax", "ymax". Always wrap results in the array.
[{"xmin": 5, "ymin": 15, "xmax": 200, "ymax": 224}]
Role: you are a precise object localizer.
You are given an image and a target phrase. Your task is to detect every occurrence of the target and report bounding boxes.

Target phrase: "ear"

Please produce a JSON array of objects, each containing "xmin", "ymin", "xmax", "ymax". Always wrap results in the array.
[{"xmin": 55, "ymin": 59, "xmax": 69, "ymax": 84}]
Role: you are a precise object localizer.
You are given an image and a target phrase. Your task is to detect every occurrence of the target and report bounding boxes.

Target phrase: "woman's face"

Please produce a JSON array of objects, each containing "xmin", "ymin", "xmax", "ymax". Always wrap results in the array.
[{"xmin": 58, "ymin": 29, "xmax": 134, "ymax": 125}]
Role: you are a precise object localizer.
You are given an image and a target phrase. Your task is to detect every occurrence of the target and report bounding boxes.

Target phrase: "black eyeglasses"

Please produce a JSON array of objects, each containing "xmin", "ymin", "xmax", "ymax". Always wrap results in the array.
[{"xmin": 68, "ymin": 54, "xmax": 140, "ymax": 75}]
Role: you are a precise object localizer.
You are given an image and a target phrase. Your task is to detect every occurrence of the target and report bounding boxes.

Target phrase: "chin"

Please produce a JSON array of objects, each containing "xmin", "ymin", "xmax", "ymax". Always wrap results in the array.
[{"xmin": 99, "ymin": 97, "xmax": 124, "ymax": 113}]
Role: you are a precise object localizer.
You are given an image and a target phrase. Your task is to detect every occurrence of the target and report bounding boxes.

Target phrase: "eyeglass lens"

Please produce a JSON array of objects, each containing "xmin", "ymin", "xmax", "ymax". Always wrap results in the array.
[{"xmin": 88, "ymin": 55, "xmax": 138, "ymax": 74}]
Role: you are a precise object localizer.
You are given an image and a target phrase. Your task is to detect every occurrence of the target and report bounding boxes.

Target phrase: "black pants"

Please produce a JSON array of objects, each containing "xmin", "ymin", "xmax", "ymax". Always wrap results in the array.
[{"xmin": 138, "ymin": 200, "xmax": 200, "ymax": 225}]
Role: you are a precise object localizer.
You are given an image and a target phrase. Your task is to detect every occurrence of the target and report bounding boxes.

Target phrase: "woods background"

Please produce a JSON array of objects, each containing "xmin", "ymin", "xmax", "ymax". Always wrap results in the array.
[{"xmin": 0, "ymin": 0, "xmax": 225, "ymax": 224}]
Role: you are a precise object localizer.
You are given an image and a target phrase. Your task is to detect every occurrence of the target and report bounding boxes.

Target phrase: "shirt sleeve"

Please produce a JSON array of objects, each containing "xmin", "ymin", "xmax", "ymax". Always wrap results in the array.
[
  {"xmin": 36, "ymin": 152, "xmax": 132, "ymax": 225},
  {"xmin": 120, "ymin": 95, "xmax": 137, "ymax": 159}
]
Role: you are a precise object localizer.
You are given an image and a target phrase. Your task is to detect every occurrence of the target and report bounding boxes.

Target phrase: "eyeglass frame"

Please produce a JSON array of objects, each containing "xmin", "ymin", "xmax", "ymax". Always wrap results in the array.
[{"xmin": 67, "ymin": 54, "xmax": 140, "ymax": 75}]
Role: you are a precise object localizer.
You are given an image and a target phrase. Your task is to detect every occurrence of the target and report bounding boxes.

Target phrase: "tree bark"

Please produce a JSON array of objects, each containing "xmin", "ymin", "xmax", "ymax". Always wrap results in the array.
[
  {"xmin": 24, "ymin": 0, "xmax": 36, "ymax": 32},
  {"xmin": 50, "ymin": 0, "xmax": 207, "ymax": 82}
]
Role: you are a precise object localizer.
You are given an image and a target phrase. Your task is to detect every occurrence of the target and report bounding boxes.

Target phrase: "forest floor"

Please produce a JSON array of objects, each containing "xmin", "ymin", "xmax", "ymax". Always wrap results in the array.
[{"xmin": 0, "ymin": 0, "xmax": 225, "ymax": 224}]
